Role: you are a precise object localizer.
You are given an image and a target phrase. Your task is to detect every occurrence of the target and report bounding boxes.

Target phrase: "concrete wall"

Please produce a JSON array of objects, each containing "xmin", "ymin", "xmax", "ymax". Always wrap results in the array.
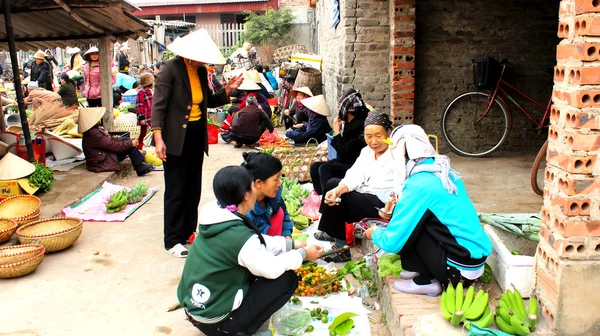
[
  {"xmin": 414, "ymin": 0, "xmax": 560, "ymax": 152},
  {"xmin": 316, "ymin": 0, "xmax": 391, "ymax": 115}
]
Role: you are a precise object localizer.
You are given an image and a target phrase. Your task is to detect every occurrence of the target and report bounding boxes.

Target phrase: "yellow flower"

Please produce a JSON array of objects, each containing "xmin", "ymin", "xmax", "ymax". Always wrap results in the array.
[{"xmin": 382, "ymin": 138, "xmax": 395, "ymax": 146}]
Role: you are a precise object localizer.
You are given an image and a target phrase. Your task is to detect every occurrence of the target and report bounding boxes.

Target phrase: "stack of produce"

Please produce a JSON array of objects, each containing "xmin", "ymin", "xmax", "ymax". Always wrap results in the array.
[
  {"xmin": 281, "ymin": 177, "xmax": 312, "ymax": 230},
  {"xmin": 126, "ymin": 182, "xmax": 149, "ymax": 204},
  {"xmin": 53, "ymin": 117, "xmax": 81, "ymax": 137},
  {"xmin": 105, "ymin": 182, "xmax": 149, "ymax": 214},
  {"xmin": 440, "ymin": 283, "xmax": 493, "ymax": 330},
  {"xmin": 479, "ymin": 213, "xmax": 540, "ymax": 241},
  {"xmin": 28, "ymin": 163, "xmax": 54, "ymax": 193},
  {"xmin": 295, "ymin": 262, "xmax": 342, "ymax": 297},
  {"xmin": 144, "ymin": 152, "xmax": 163, "ymax": 167},
  {"xmin": 495, "ymin": 288, "xmax": 537, "ymax": 335}
]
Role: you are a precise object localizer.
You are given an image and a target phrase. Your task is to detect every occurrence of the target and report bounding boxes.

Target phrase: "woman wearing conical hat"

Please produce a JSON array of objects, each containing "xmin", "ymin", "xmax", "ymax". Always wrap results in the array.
[
  {"xmin": 30, "ymin": 50, "xmax": 52, "ymax": 91},
  {"xmin": 285, "ymin": 95, "xmax": 332, "ymax": 144},
  {"xmin": 152, "ymin": 29, "xmax": 243, "ymax": 258},
  {"xmin": 282, "ymin": 86, "xmax": 313, "ymax": 130}
]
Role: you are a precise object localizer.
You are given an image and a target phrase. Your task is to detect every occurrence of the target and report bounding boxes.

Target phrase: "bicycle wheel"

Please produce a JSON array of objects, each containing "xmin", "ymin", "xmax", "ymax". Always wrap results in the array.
[
  {"xmin": 530, "ymin": 140, "xmax": 548, "ymax": 196},
  {"xmin": 442, "ymin": 91, "xmax": 510, "ymax": 157}
]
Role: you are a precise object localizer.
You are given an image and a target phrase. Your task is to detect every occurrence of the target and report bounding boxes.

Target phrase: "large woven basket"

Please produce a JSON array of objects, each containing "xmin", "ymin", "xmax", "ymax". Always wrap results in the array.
[
  {"xmin": 0, "ymin": 244, "xmax": 45, "ymax": 278},
  {"xmin": 273, "ymin": 139, "xmax": 328, "ymax": 182},
  {"xmin": 0, "ymin": 218, "xmax": 18, "ymax": 243},
  {"xmin": 114, "ymin": 113, "xmax": 141, "ymax": 140},
  {"xmin": 0, "ymin": 195, "xmax": 41, "ymax": 221},
  {"xmin": 17, "ymin": 217, "xmax": 83, "ymax": 253},
  {"xmin": 15, "ymin": 210, "xmax": 41, "ymax": 227}
]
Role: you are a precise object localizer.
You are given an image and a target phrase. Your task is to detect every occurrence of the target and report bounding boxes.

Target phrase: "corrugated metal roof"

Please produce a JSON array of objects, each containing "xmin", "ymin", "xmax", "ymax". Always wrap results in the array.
[
  {"xmin": 129, "ymin": 0, "xmax": 267, "ymax": 6},
  {"xmin": 143, "ymin": 19, "xmax": 196, "ymax": 28},
  {"xmin": 0, "ymin": 0, "xmax": 150, "ymax": 51}
]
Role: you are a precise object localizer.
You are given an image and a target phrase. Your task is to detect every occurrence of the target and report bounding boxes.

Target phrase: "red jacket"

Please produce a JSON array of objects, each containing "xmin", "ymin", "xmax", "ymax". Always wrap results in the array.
[{"xmin": 82, "ymin": 126, "xmax": 134, "ymax": 173}]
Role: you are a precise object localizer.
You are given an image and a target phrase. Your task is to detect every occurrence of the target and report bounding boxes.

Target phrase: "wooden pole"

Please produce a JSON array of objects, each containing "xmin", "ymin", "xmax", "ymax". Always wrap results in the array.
[
  {"xmin": 99, "ymin": 36, "xmax": 114, "ymax": 131},
  {"xmin": 2, "ymin": 0, "xmax": 34, "ymax": 162}
]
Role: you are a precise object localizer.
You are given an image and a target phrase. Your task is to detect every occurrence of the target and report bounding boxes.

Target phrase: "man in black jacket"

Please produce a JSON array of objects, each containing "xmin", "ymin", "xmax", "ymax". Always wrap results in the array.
[
  {"xmin": 118, "ymin": 46, "xmax": 130, "ymax": 75},
  {"xmin": 30, "ymin": 50, "xmax": 52, "ymax": 90}
]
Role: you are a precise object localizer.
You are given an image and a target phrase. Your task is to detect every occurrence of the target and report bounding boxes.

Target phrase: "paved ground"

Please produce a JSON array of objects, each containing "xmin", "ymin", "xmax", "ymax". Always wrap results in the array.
[{"xmin": 0, "ymin": 140, "xmax": 542, "ymax": 335}]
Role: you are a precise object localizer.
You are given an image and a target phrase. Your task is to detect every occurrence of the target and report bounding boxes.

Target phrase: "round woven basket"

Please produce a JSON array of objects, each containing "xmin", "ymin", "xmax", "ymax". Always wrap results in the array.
[
  {"xmin": 16, "ymin": 217, "xmax": 83, "ymax": 253},
  {"xmin": 0, "ymin": 218, "xmax": 18, "ymax": 243},
  {"xmin": 0, "ymin": 195, "xmax": 41, "ymax": 220},
  {"xmin": 0, "ymin": 244, "xmax": 45, "ymax": 278},
  {"xmin": 15, "ymin": 209, "xmax": 41, "ymax": 227}
]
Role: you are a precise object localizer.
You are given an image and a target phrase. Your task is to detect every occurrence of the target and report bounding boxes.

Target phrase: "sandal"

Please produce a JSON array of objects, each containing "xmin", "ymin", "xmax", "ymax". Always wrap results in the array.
[
  {"xmin": 314, "ymin": 231, "xmax": 334, "ymax": 242},
  {"xmin": 324, "ymin": 248, "xmax": 351, "ymax": 263},
  {"xmin": 164, "ymin": 243, "xmax": 188, "ymax": 258}
]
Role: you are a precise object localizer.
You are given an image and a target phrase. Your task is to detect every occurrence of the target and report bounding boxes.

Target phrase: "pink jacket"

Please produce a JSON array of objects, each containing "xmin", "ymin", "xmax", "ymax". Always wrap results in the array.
[{"xmin": 82, "ymin": 61, "xmax": 116, "ymax": 99}]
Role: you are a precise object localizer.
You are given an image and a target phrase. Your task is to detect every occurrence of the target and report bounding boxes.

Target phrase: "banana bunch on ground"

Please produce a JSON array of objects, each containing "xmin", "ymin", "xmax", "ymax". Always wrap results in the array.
[
  {"xmin": 441, "ymin": 283, "xmax": 493, "ymax": 330},
  {"xmin": 495, "ymin": 288, "xmax": 537, "ymax": 335},
  {"xmin": 127, "ymin": 182, "xmax": 149, "ymax": 204},
  {"xmin": 106, "ymin": 189, "xmax": 128, "ymax": 213}
]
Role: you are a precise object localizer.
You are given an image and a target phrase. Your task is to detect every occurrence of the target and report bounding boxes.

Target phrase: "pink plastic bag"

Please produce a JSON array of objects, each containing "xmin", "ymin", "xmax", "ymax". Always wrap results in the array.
[
  {"xmin": 301, "ymin": 190, "xmax": 321, "ymax": 220},
  {"xmin": 259, "ymin": 129, "xmax": 281, "ymax": 144}
]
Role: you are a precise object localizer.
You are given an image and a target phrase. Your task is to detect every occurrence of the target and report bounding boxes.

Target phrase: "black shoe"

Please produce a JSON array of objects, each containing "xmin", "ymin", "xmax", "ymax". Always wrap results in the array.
[
  {"xmin": 234, "ymin": 143, "xmax": 243, "ymax": 148},
  {"xmin": 324, "ymin": 249, "xmax": 351, "ymax": 263},
  {"xmin": 314, "ymin": 231, "xmax": 335, "ymax": 242},
  {"xmin": 136, "ymin": 163, "xmax": 154, "ymax": 176}
]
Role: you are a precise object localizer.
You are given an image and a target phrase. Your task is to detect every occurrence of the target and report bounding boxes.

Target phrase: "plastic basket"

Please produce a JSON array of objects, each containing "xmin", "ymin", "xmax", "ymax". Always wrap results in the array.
[
  {"xmin": 326, "ymin": 134, "xmax": 337, "ymax": 160},
  {"xmin": 123, "ymin": 93, "xmax": 137, "ymax": 105},
  {"xmin": 472, "ymin": 57, "xmax": 502, "ymax": 89}
]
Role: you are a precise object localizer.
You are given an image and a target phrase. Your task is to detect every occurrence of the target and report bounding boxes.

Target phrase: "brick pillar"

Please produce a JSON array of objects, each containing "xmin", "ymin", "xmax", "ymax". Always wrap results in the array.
[
  {"xmin": 536, "ymin": 0, "xmax": 600, "ymax": 334},
  {"xmin": 389, "ymin": 0, "xmax": 415, "ymax": 126}
]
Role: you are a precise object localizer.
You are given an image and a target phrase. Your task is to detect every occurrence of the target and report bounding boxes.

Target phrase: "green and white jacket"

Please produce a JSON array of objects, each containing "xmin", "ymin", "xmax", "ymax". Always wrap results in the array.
[{"xmin": 177, "ymin": 201, "xmax": 304, "ymax": 324}]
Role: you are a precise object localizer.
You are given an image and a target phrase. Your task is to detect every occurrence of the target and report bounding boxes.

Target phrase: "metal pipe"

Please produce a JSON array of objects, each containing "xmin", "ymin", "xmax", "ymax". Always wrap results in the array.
[{"xmin": 3, "ymin": 0, "xmax": 33, "ymax": 162}]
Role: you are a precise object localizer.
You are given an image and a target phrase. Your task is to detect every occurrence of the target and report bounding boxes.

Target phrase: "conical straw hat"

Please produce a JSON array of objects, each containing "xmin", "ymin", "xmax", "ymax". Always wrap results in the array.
[
  {"xmin": 291, "ymin": 86, "xmax": 313, "ymax": 97},
  {"xmin": 301, "ymin": 95, "xmax": 330, "ymax": 117},
  {"xmin": 78, "ymin": 107, "xmax": 105, "ymax": 134},
  {"xmin": 33, "ymin": 50, "xmax": 45, "ymax": 59},
  {"xmin": 238, "ymin": 78, "xmax": 261, "ymax": 91},
  {"xmin": 167, "ymin": 29, "xmax": 226, "ymax": 65},
  {"xmin": 247, "ymin": 70, "xmax": 262, "ymax": 83},
  {"xmin": 0, "ymin": 152, "xmax": 35, "ymax": 180}
]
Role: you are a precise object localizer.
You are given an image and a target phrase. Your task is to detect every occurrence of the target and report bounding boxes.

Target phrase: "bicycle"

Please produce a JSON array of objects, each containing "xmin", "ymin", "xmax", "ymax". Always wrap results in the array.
[
  {"xmin": 441, "ymin": 57, "xmax": 552, "ymax": 158},
  {"xmin": 530, "ymin": 140, "xmax": 548, "ymax": 196}
]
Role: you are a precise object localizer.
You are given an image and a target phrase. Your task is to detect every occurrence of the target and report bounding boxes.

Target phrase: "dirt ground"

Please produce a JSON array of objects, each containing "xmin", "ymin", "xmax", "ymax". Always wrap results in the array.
[{"xmin": 0, "ymin": 142, "xmax": 542, "ymax": 336}]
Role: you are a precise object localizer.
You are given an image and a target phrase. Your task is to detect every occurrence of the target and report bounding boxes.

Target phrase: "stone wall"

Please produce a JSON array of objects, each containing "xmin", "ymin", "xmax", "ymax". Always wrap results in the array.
[
  {"xmin": 316, "ymin": 0, "xmax": 390, "ymax": 116},
  {"xmin": 414, "ymin": 0, "xmax": 560, "ymax": 152}
]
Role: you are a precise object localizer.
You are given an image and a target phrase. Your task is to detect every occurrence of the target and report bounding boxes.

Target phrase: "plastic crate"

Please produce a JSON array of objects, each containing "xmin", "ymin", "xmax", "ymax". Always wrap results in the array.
[
  {"xmin": 123, "ymin": 93, "xmax": 137, "ymax": 105},
  {"xmin": 327, "ymin": 134, "xmax": 337, "ymax": 160},
  {"xmin": 472, "ymin": 57, "xmax": 502, "ymax": 89}
]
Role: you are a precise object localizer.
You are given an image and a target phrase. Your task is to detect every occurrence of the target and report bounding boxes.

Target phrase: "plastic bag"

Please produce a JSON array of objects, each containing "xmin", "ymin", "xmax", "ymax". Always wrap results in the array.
[
  {"xmin": 259, "ymin": 129, "xmax": 281, "ymax": 144},
  {"xmin": 271, "ymin": 302, "xmax": 312, "ymax": 335},
  {"xmin": 377, "ymin": 253, "xmax": 403, "ymax": 278},
  {"xmin": 300, "ymin": 190, "xmax": 321, "ymax": 221}
]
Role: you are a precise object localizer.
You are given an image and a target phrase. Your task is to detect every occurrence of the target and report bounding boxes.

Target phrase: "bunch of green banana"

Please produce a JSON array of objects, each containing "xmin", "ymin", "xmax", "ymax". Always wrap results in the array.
[
  {"xmin": 440, "ymin": 283, "xmax": 492, "ymax": 330},
  {"xmin": 106, "ymin": 189, "xmax": 128, "ymax": 213},
  {"xmin": 495, "ymin": 287, "xmax": 538, "ymax": 335},
  {"xmin": 126, "ymin": 182, "xmax": 149, "ymax": 204},
  {"xmin": 292, "ymin": 215, "xmax": 312, "ymax": 230}
]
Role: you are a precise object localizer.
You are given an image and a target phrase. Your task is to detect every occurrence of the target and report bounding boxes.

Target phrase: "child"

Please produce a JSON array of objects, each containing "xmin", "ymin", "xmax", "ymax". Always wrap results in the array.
[
  {"xmin": 243, "ymin": 152, "xmax": 293, "ymax": 238},
  {"xmin": 220, "ymin": 105, "xmax": 240, "ymax": 144},
  {"xmin": 136, "ymin": 73, "xmax": 154, "ymax": 150},
  {"xmin": 177, "ymin": 166, "xmax": 323, "ymax": 336}
]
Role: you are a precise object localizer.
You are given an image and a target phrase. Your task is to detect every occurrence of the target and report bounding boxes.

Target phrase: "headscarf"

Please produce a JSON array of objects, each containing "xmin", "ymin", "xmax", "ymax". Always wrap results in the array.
[
  {"xmin": 364, "ymin": 110, "xmax": 393, "ymax": 132},
  {"xmin": 388, "ymin": 124, "xmax": 459, "ymax": 199},
  {"xmin": 338, "ymin": 89, "xmax": 369, "ymax": 122}
]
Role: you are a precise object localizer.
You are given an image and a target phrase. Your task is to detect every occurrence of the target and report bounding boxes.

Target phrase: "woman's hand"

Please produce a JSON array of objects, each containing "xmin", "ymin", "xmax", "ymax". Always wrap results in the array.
[
  {"xmin": 378, "ymin": 195, "xmax": 397, "ymax": 220},
  {"xmin": 333, "ymin": 117, "xmax": 342, "ymax": 135},
  {"xmin": 131, "ymin": 139, "xmax": 139, "ymax": 148},
  {"xmin": 363, "ymin": 227, "xmax": 376, "ymax": 240},
  {"xmin": 324, "ymin": 188, "xmax": 341, "ymax": 206},
  {"xmin": 293, "ymin": 123, "xmax": 303, "ymax": 129},
  {"xmin": 284, "ymin": 109, "xmax": 290, "ymax": 116},
  {"xmin": 294, "ymin": 240, "xmax": 307, "ymax": 249},
  {"xmin": 140, "ymin": 120, "xmax": 146, "ymax": 126},
  {"xmin": 303, "ymin": 245, "xmax": 324, "ymax": 261},
  {"xmin": 154, "ymin": 132, "xmax": 167, "ymax": 161},
  {"xmin": 225, "ymin": 74, "xmax": 244, "ymax": 94}
]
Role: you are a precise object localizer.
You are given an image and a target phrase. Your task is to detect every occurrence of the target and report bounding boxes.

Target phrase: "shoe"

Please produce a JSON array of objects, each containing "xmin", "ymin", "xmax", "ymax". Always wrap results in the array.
[
  {"xmin": 324, "ymin": 248, "xmax": 351, "ymax": 263},
  {"xmin": 164, "ymin": 243, "xmax": 188, "ymax": 258},
  {"xmin": 393, "ymin": 279, "xmax": 442, "ymax": 296},
  {"xmin": 314, "ymin": 231, "xmax": 335, "ymax": 242},
  {"xmin": 400, "ymin": 271, "xmax": 420, "ymax": 280},
  {"xmin": 136, "ymin": 163, "xmax": 154, "ymax": 176},
  {"xmin": 234, "ymin": 143, "xmax": 243, "ymax": 148}
]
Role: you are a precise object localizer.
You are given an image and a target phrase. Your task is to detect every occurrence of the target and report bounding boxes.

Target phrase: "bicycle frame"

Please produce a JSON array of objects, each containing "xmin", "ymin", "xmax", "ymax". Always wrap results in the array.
[{"xmin": 479, "ymin": 65, "xmax": 553, "ymax": 130}]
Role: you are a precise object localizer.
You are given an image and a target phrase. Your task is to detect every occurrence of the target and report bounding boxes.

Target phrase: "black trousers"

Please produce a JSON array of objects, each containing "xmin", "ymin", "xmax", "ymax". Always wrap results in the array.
[
  {"xmin": 399, "ymin": 214, "xmax": 475, "ymax": 288},
  {"xmin": 310, "ymin": 161, "xmax": 352, "ymax": 195},
  {"xmin": 87, "ymin": 98, "xmax": 102, "ymax": 107},
  {"xmin": 163, "ymin": 121, "xmax": 205, "ymax": 249},
  {"xmin": 115, "ymin": 137, "xmax": 144, "ymax": 171},
  {"xmin": 318, "ymin": 178, "xmax": 384, "ymax": 240},
  {"xmin": 231, "ymin": 133, "xmax": 260, "ymax": 145},
  {"xmin": 191, "ymin": 271, "xmax": 298, "ymax": 336}
]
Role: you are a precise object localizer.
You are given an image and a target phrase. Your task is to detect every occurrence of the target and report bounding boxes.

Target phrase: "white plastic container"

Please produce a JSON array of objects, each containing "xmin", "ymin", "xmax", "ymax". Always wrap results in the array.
[{"xmin": 484, "ymin": 224, "xmax": 536, "ymax": 297}]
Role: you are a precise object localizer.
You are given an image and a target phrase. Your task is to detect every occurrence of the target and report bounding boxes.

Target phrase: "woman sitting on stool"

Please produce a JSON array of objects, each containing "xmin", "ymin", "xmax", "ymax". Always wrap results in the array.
[
  {"xmin": 80, "ymin": 107, "xmax": 153, "ymax": 176},
  {"xmin": 363, "ymin": 125, "xmax": 492, "ymax": 296},
  {"xmin": 282, "ymin": 86, "xmax": 313, "ymax": 130},
  {"xmin": 285, "ymin": 95, "xmax": 332, "ymax": 145},
  {"xmin": 310, "ymin": 89, "xmax": 368, "ymax": 195},
  {"xmin": 314, "ymin": 111, "xmax": 396, "ymax": 262}
]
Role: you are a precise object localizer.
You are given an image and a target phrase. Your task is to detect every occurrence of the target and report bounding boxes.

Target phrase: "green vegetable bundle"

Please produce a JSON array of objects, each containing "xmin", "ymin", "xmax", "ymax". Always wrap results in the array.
[
  {"xmin": 479, "ymin": 213, "xmax": 540, "ymax": 241},
  {"xmin": 28, "ymin": 163, "xmax": 54, "ymax": 193},
  {"xmin": 377, "ymin": 254, "xmax": 403, "ymax": 278}
]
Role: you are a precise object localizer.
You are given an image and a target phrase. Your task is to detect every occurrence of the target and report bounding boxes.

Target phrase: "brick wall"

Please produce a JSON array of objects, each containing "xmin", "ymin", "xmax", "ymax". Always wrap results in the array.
[
  {"xmin": 316, "ymin": 0, "xmax": 390, "ymax": 115},
  {"xmin": 415, "ymin": 0, "xmax": 560, "ymax": 152},
  {"xmin": 536, "ymin": 0, "xmax": 600, "ymax": 333}
]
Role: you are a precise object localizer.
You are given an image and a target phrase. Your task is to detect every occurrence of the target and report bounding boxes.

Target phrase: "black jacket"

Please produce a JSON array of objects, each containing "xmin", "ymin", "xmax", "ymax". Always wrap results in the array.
[
  {"xmin": 58, "ymin": 82, "xmax": 78, "ymax": 107},
  {"xmin": 330, "ymin": 116, "xmax": 367, "ymax": 165},
  {"xmin": 231, "ymin": 104, "xmax": 274, "ymax": 139},
  {"xmin": 30, "ymin": 61, "xmax": 52, "ymax": 90},
  {"xmin": 118, "ymin": 53, "xmax": 130, "ymax": 73}
]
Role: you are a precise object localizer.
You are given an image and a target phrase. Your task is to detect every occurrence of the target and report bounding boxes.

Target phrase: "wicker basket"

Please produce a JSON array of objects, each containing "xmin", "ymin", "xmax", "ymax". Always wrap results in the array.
[
  {"xmin": 17, "ymin": 217, "xmax": 83, "ymax": 253},
  {"xmin": 15, "ymin": 209, "xmax": 41, "ymax": 227},
  {"xmin": 114, "ymin": 113, "xmax": 141, "ymax": 140},
  {"xmin": 0, "ymin": 244, "xmax": 45, "ymax": 278},
  {"xmin": 272, "ymin": 139, "xmax": 328, "ymax": 182},
  {"xmin": 0, "ymin": 195, "xmax": 41, "ymax": 220},
  {"xmin": 0, "ymin": 218, "xmax": 18, "ymax": 243}
]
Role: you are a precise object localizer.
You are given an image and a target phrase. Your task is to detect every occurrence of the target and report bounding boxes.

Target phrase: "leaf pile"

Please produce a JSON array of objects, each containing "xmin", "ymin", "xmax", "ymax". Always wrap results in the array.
[{"xmin": 28, "ymin": 162, "xmax": 54, "ymax": 193}]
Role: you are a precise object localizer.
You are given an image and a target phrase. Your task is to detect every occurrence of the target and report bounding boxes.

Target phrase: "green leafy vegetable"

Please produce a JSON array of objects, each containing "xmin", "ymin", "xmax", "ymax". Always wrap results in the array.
[{"xmin": 28, "ymin": 162, "xmax": 54, "ymax": 193}]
